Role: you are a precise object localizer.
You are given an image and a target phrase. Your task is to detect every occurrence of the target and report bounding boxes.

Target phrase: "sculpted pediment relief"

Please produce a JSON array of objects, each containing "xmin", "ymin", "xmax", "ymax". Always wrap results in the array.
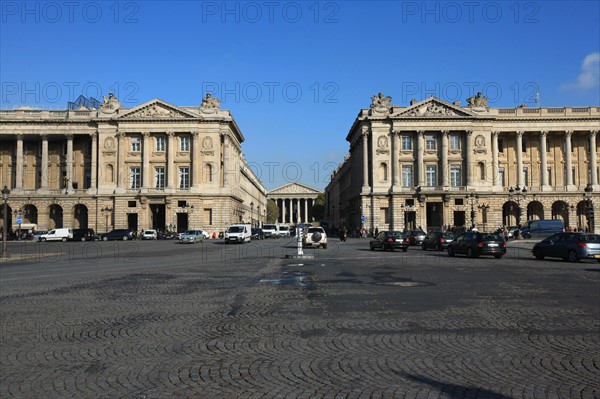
[
  {"xmin": 119, "ymin": 100, "xmax": 198, "ymax": 119},
  {"xmin": 393, "ymin": 97, "xmax": 476, "ymax": 118},
  {"xmin": 268, "ymin": 183, "xmax": 322, "ymax": 195}
]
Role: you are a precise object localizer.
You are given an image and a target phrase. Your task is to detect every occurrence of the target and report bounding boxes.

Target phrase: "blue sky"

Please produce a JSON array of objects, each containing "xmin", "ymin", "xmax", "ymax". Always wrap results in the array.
[{"xmin": 1, "ymin": 1, "xmax": 599, "ymax": 190}]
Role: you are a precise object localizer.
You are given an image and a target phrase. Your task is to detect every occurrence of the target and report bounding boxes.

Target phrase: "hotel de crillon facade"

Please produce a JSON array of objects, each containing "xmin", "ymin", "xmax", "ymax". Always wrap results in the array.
[
  {"xmin": 325, "ymin": 93, "xmax": 599, "ymax": 234},
  {"xmin": 0, "ymin": 93, "xmax": 267, "ymax": 234}
]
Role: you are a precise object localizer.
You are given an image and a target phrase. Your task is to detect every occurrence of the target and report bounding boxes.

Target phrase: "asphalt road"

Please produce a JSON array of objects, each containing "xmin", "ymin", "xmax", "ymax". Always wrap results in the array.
[{"xmin": 1, "ymin": 237, "xmax": 599, "ymax": 398}]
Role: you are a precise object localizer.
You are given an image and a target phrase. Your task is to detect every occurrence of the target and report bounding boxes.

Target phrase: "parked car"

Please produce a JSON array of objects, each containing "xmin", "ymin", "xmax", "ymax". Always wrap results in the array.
[
  {"xmin": 302, "ymin": 227, "xmax": 328, "ymax": 249},
  {"xmin": 40, "ymin": 228, "xmax": 73, "ymax": 242},
  {"xmin": 421, "ymin": 231, "xmax": 456, "ymax": 251},
  {"xmin": 101, "ymin": 229, "xmax": 134, "ymax": 241},
  {"xmin": 370, "ymin": 231, "xmax": 410, "ymax": 252},
  {"xmin": 224, "ymin": 224, "xmax": 251, "ymax": 244},
  {"xmin": 519, "ymin": 219, "xmax": 565, "ymax": 239},
  {"xmin": 406, "ymin": 229, "xmax": 427, "ymax": 246},
  {"xmin": 251, "ymin": 228, "xmax": 264, "ymax": 240},
  {"xmin": 506, "ymin": 226, "xmax": 519, "ymax": 239},
  {"xmin": 71, "ymin": 228, "xmax": 96, "ymax": 242},
  {"xmin": 142, "ymin": 229, "xmax": 158, "ymax": 240},
  {"xmin": 32, "ymin": 230, "xmax": 49, "ymax": 242},
  {"xmin": 277, "ymin": 225, "xmax": 290, "ymax": 238},
  {"xmin": 262, "ymin": 224, "xmax": 278, "ymax": 238},
  {"xmin": 447, "ymin": 232, "xmax": 506, "ymax": 258},
  {"xmin": 532, "ymin": 233, "xmax": 600, "ymax": 262},
  {"xmin": 179, "ymin": 230, "xmax": 205, "ymax": 244}
]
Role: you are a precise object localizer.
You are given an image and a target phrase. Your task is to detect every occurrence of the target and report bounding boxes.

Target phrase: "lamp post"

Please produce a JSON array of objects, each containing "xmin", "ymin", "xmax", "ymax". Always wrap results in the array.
[
  {"xmin": 466, "ymin": 192, "xmax": 479, "ymax": 230},
  {"xmin": 100, "ymin": 207, "xmax": 113, "ymax": 233},
  {"xmin": 584, "ymin": 183, "xmax": 594, "ymax": 232},
  {"xmin": 250, "ymin": 201, "xmax": 254, "ymax": 227},
  {"xmin": 2, "ymin": 186, "xmax": 10, "ymax": 259},
  {"xmin": 508, "ymin": 185, "xmax": 527, "ymax": 226},
  {"xmin": 478, "ymin": 203, "xmax": 490, "ymax": 233}
]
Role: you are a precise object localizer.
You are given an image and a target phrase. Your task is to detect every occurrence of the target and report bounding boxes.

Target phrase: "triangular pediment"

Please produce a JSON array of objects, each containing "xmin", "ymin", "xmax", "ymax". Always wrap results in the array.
[
  {"xmin": 393, "ymin": 97, "xmax": 477, "ymax": 118},
  {"xmin": 268, "ymin": 182, "xmax": 322, "ymax": 195},
  {"xmin": 119, "ymin": 99, "xmax": 199, "ymax": 119}
]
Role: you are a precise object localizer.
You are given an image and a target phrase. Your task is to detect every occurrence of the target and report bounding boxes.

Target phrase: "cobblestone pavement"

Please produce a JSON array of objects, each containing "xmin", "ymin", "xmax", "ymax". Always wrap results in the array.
[{"xmin": 1, "ymin": 238, "xmax": 599, "ymax": 398}]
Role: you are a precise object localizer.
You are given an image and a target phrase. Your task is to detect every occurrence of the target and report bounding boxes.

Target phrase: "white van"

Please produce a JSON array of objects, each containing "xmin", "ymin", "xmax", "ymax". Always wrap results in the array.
[
  {"xmin": 277, "ymin": 225, "xmax": 290, "ymax": 238},
  {"xmin": 40, "ymin": 228, "xmax": 73, "ymax": 242},
  {"xmin": 224, "ymin": 224, "xmax": 251, "ymax": 244}
]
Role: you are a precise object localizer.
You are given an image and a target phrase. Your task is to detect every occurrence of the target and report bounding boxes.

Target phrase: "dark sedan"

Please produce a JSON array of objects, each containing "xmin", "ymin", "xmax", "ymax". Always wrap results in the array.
[
  {"xmin": 421, "ymin": 231, "xmax": 456, "ymax": 251},
  {"xmin": 251, "ymin": 228, "xmax": 264, "ymax": 240},
  {"xmin": 370, "ymin": 231, "xmax": 410, "ymax": 252},
  {"xmin": 532, "ymin": 233, "xmax": 600, "ymax": 263},
  {"xmin": 447, "ymin": 232, "xmax": 506, "ymax": 259},
  {"xmin": 101, "ymin": 229, "xmax": 135, "ymax": 241},
  {"xmin": 406, "ymin": 229, "xmax": 427, "ymax": 246}
]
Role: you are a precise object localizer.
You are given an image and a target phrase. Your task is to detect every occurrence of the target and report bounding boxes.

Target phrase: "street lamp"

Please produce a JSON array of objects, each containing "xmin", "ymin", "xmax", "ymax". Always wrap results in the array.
[
  {"xmin": 508, "ymin": 185, "xmax": 527, "ymax": 226},
  {"xmin": 478, "ymin": 203, "xmax": 490, "ymax": 233},
  {"xmin": 400, "ymin": 204, "xmax": 415, "ymax": 230},
  {"xmin": 2, "ymin": 186, "xmax": 10, "ymax": 259},
  {"xmin": 101, "ymin": 207, "xmax": 113, "ymax": 233},
  {"xmin": 584, "ymin": 183, "xmax": 594, "ymax": 232},
  {"xmin": 466, "ymin": 192, "xmax": 479, "ymax": 230},
  {"xmin": 250, "ymin": 201, "xmax": 254, "ymax": 227}
]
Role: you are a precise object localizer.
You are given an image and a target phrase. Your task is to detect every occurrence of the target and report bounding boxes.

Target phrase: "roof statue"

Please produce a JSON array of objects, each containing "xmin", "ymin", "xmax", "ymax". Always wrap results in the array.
[
  {"xmin": 369, "ymin": 92, "xmax": 392, "ymax": 116},
  {"xmin": 99, "ymin": 92, "xmax": 121, "ymax": 114},
  {"xmin": 466, "ymin": 92, "xmax": 489, "ymax": 108},
  {"xmin": 200, "ymin": 93, "xmax": 221, "ymax": 113}
]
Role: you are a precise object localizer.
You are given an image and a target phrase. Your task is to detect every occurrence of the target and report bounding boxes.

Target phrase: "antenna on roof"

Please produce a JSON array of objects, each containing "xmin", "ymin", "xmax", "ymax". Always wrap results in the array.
[{"xmin": 535, "ymin": 82, "xmax": 540, "ymax": 107}]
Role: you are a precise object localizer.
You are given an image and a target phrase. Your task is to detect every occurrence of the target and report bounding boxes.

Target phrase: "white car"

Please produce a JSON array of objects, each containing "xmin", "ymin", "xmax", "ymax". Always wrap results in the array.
[
  {"xmin": 303, "ymin": 227, "xmax": 328, "ymax": 249},
  {"xmin": 142, "ymin": 229, "xmax": 158, "ymax": 240},
  {"xmin": 277, "ymin": 225, "xmax": 290, "ymax": 238},
  {"xmin": 179, "ymin": 230, "xmax": 204, "ymax": 244}
]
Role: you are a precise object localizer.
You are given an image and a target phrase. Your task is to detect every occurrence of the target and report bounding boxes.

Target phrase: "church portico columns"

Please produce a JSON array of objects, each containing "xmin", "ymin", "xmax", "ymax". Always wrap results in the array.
[
  {"xmin": 540, "ymin": 131, "xmax": 552, "ymax": 191},
  {"xmin": 590, "ymin": 130, "xmax": 598, "ymax": 189},
  {"xmin": 565, "ymin": 130, "xmax": 576, "ymax": 190}
]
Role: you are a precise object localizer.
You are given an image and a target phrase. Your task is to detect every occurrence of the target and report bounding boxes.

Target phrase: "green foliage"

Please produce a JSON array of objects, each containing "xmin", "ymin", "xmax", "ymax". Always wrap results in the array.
[
  {"xmin": 311, "ymin": 193, "xmax": 325, "ymax": 221},
  {"xmin": 266, "ymin": 199, "xmax": 279, "ymax": 223}
]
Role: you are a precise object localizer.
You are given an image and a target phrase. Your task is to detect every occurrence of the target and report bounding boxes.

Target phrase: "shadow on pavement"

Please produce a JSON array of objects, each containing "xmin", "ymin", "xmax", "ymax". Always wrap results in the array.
[{"xmin": 400, "ymin": 372, "xmax": 513, "ymax": 399}]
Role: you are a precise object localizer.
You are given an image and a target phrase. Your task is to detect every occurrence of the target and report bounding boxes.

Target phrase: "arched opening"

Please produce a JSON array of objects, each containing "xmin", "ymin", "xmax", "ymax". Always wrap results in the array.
[
  {"xmin": 74, "ymin": 204, "xmax": 88, "ymax": 229},
  {"xmin": 49, "ymin": 204, "xmax": 64, "ymax": 229},
  {"xmin": 527, "ymin": 201, "xmax": 544, "ymax": 221},
  {"xmin": 105, "ymin": 164, "xmax": 114, "ymax": 183},
  {"xmin": 478, "ymin": 162, "xmax": 485, "ymax": 180},
  {"xmin": 379, "ymin": 163, "xmax": 388, "ymax": 182},
  {"xmin": 576, "ymin": 201, "xmax": 588, "ymax": 231},
  {"xmin": 551, "ymin": 201, "xmax": 572, "ymax": 229},
  {"xmin": 502, "ymin": 201, "xmax": 519, "ymax": 227},
  {"xmin": 0, "ymin": 205, "xmax": 13, "ymax": 235},
  {"xmin": 23, "ymin": 204, "xmax": 38, "ymax": 224},
  {"xmin": 204, "ymin": 163, "xmax": 213, "ymax": 183}
]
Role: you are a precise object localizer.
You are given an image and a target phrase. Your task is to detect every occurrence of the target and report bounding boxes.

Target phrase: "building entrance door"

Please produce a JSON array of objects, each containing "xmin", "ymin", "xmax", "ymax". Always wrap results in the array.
[
  {"xmin": 176, "ymin": 213, "xmax": 188, "ymax": 233},
  {"xmin": 454, "ymin": 211, "xmax": 466, "ymax": 228},
  {"xmin": 127, "ymin": 213, "xmax": 138, "ymax": 232},
  {"xmin": 150, "ymin": 204, "xmax": 166, "ymax": 231},
  {"xmin": 426, "ymin": 202, "xmax": 443, "ymax": 231}
]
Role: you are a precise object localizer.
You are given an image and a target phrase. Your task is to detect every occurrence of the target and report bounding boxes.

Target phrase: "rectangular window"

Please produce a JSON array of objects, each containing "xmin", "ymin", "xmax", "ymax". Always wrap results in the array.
[
  {"xmin": 523, "ymin": 166, "xmax": 529, "ymax": 187},
  {"xmin": 179, "ymin": 166, "xmax": 190, "ymax": 189},
  {"xmin": 498, "ymin": 138, "xmax": 504, "ymax": 152},
  {"xmin": 450, "ymin": 165, "xmax": 461, "ymax": 187},
  {"xmin": 425, "ymin": 134, "xmax": 436, "ymax": 151},
  {"xmin": 572, "ymin": 166, "xmax": 576, "ymax": 185},
  {"xmin": 130, "ymin": 167, "xmax": 141, "ymax": 189},
  {"xmin": 449, "ymin": 133, "xmax": 461, "ymax": 150},
  {"xmin": 155, "ymin": 166, "xmax": 165, "ymax": 189},
  {"xmin": 547, "ymin": 167, "xmax": 552, "ymax": 186},
  {"xmin": 131, "ymin": 137, "xmax": 140, "ymax": 152},
  {"xmin": 203, "ymin": 208, "xmax": 213, "ymax": 225},
  {"xmin": 455, "ymin": 198, "xmax": 464, "ymax": 206},
  {"xmin": 156, "ymin": 136, "xmax": 165, "ymax": 152},
  {"xmin": 128, "ymin": 201, "xmax": 137, "ymax": 208},
  {"xmin": 522, "ymin": 138, "xmax": 527, "ymax": 153},
  {"xmin": 401, "ymin": 165, "xmax": 413, "ymax": 187},
  {"xmin": 546, "ymin": 138, "xmax": 551, "ymax": 153},
  {"xmin": 380, "ymin": 207, "xmax": 389, "ymax": 224},
  {"xmin": 426, "ymin": 165, "xmax": 437, "ymax": 186},
  {"xmin": 401, "ymin": 135, "xmax": 412, "ymax": 151},
  {"xmin": 499, "ymin": 167, "xmax": 505, "ymax": 186},
  {"xmin": 180, "ymin": 136, "xmax": 190, "ymax": 152}
]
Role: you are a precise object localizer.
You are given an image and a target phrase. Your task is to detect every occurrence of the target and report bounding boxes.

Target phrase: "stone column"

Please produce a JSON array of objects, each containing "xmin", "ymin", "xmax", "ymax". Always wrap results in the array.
[
  {"xmin": 89, "ymin": 133, "xmax": 97, "ymax": 192},
  {"xmin": 142, "ymin": 132, "xmax": 150, "ymax": 189},
  {"xmin": 540, "ymin": 131, "xmax": 550, "ymax": 189},
  {"xmin": 590, "ymin": 130, "xmax": 598, "ymax": 187},
  {"xmin": 282, "ymin": 198, "xmax": 286, "ymax": 224},
  {"xmin": 191, "ymin": 131, "xmax": 201, "ymax": 190},
  {"xmin": 565, "ymin": 130, "xmax": 574, "ymax": 187},
  {"xmin": 441, "ymin": 130, "xmax": 449, "ymax": 187},
  {"xmin": 391, "ymin": 130, "xmax": 400, "ymax": 190},
  {"xmin": 515, "ymin": 131, "xmax": 524, "ymax": 187},
  {"xmin": 491, "ymin": 132, "xmax": 500, "ymax": 189},
  {"xmin": 167, "ymin": 131, "xmax": 176, "ymax": 190},
  {"xmin": 304, "ymin": 198, "xmax": 309, "ymax": 223},
  {"xmin": 416, "ymin": 131, "xmax": 425, "ymax": 187},
  {"xmin": 116, "ymin": 132, "xmax": 125, "ymax": 191},
  {"xmin": 66, "ymin": 134, "xmax": 74, "ymax": 192},
  {"xmin": 465, "ymin": 130, "xmax": 473, "ymax": 186},
  {"xmin": 41, "ymin": 134, "xmax": 49, "ymax": 190},
  {"xmin": 361, "ymin": 128, "xmax": 370, "ymax": 193},
  {"xmin": 15, "ymin": 134, "xmax": 24, "ymax": 190}
]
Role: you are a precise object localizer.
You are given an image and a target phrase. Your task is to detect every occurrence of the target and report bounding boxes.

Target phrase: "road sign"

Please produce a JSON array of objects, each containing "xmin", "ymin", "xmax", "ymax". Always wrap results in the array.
[
  {"xmin": 16, "ymin": 216, "xmax": 22, "ymax": 224},
  {"xmin": 361, "ymin": 215, "xmax": 366, "ymax": 223}
]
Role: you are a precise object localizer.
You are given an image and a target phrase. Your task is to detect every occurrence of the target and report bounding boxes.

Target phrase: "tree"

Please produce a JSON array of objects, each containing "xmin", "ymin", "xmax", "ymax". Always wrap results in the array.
[
  {"xmin": 266, "ymin": 199, "xmax": 279, "ymax": 223},
  {"xmin": 311, "ymin": 193, "xmax": 325, "ymax": 222}
]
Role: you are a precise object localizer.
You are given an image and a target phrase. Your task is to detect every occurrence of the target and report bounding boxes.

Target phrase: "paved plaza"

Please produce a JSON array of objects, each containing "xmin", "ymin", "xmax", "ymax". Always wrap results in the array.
[{"xmin": 1, "ymin": 238, "xmax": 599, "ymax": 398}]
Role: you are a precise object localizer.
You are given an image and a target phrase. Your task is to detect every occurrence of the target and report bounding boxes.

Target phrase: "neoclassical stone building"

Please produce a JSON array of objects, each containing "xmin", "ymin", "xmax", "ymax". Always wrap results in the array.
[
  {"xmin": 0, "ymin": 93, "xmax": 267, "ymax": 234},
  {"xmin": 267, "ymin": 182, "xmax": 322, "ymax": 224},
  {"xmin": 325, "ymin": 94, "xmax": 599, "ymax": 234}
]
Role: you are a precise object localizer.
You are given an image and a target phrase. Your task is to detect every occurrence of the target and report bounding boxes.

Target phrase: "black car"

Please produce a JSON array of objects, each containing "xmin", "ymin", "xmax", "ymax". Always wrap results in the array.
[
  {"xmin": 406, "ymin": 229, "xmax": 427, "ymax": 246},
  {"xmin": 251, "ymin": 228, "xmax": 264, "ymax": 240},
  {"xmin": 447, "ymin": 232, "xmax": 506, "ymax": 259},
  {"xmin": 101, "ymin": 229, "xmax": 135, "ymax": 241},
  {"xmin": 71, "ymin": 228, "xmax": 96, "ymax": 242},
  {"xmin": 421, "ymin": 231, "xmax": 456, "ymax": 251},
  {"xmin": 369, "ymin": 231, "xmax": 410, "ymax": 252}
]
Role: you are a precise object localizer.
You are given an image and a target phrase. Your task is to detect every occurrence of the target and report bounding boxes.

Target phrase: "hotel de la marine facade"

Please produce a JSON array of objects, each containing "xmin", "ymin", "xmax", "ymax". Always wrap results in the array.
[
  {"xmin": 0, "ymin": 93, "xmax": 268, "ymax": 234},
  {"xmin": 325, "ymin": 93, "xmax": 600, "ymax": 234}
]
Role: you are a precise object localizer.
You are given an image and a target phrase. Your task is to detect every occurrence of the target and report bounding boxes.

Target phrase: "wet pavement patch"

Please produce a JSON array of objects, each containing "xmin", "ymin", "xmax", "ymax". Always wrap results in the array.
[{"xmin": 258, "ymin": 270, "xmax": 316, "ymax": 291}]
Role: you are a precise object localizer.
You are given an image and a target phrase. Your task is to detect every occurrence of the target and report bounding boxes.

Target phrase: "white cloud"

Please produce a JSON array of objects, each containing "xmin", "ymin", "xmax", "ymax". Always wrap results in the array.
[{"xmin": 561, "ymin": 52, "xmax": 600, "ymax": 90}]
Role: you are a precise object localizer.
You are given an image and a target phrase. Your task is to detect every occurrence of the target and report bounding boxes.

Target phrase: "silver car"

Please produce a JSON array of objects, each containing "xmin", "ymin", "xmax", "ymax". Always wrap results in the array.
[
  {"xmin": 532, "ymin": 233, "xmax": 600, "ymax": 262},
  {"xmin": 178, "ymin": 230, "xmax": 204, "ymax": 244}
]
